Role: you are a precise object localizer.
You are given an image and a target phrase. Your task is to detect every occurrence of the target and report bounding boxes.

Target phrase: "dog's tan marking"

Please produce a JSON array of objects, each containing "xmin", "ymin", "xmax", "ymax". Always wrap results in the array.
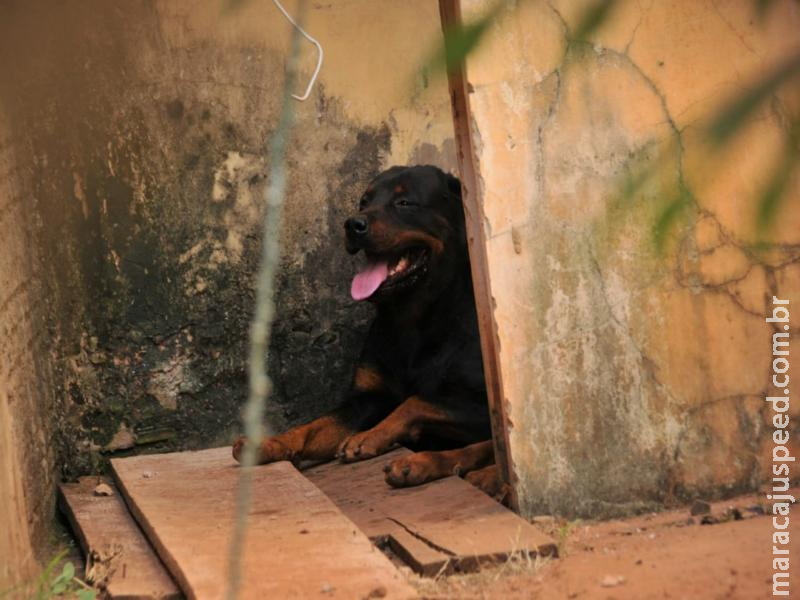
[
  {"xmin": 393, "ymin": 231, "xmax": 445, "ymax": 256},
  {"xmin": 353, "ymin": 366, "xmax": 384, "ymax": 392}
]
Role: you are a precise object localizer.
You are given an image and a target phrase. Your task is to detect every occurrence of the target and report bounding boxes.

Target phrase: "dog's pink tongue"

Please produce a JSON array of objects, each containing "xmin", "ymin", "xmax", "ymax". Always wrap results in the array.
[{"xmin": 351, "ymin": 260, "xmax": 389, "ymax": 301}]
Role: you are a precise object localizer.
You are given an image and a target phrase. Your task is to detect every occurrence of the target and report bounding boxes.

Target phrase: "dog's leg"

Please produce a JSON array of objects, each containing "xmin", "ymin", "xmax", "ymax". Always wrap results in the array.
[
  {"xmin": 382, "ymin": 439, "xmax": 494, "ymax": 487},
  {"xmin": 465, "ymin": 464, "xmax": 511, "ymax": 504},
  {"xmin": 233, "ymin": 364, "xmax": 395, "ymax": 465},
  {"xmin": 337, "ymin": 395, "xmax": 450, "ymax": 462},
  {"xmin": 232, "ymin": 414, "xmax": 355, "ymax": 465}
]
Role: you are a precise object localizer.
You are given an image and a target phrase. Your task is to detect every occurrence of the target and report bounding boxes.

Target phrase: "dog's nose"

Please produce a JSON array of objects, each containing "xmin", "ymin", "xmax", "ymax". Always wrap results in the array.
[{"xmin": 345, "ymin": 216, "xmax": 368, "ymax": 236}]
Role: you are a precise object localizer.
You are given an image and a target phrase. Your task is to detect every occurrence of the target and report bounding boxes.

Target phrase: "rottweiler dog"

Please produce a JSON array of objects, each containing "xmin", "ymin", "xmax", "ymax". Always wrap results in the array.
[{"xmin": 233, "ymin": 165, "xmax": 503, "ymax": 497}]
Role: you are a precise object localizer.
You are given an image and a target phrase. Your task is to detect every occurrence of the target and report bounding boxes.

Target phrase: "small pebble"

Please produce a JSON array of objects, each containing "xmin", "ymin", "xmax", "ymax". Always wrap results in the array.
[
  {"xmin": 601, "ymin": 575, "xmax": 626, "ymax": 587},
  {"xmin": 93, "ymin": 483, "xmax": 114, "ymax": 497},
  {"xmin": 725, "ymin": 507, "xmax": 743, "ymax": 521},
  {"xmin": 701, "ymin": 515, "xmax": 719, "ymax": 525},
  {"xmin": 531, "ymin": 515, "xmax": 556, "ymax": 527}
]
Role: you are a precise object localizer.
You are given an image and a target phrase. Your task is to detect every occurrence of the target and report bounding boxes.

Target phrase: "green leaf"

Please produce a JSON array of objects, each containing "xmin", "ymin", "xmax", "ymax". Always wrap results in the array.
[
  {"xmin": 756, "ymin": 152, "xmax": 798, "ymax": 233},
  {"xmin": 424, "ymin": 2, "xmax": 505, "ymax": 77},
  {"xmin": 754, "ymin": 117, "xmax": 800, "ymax": 233},
  {"xmin": 43, "ymin": 550, "xmax": 69, "ymax": 579},
  {"xmin": 439, "ymin": 19, "xmax": 492, "ymax": 74},
  {"xmin": 755, "ymin": 0, "xmax": 779, "ymax": 19},
  {"xmin": 572, "ymin": 0, "xmax": 618, "ymax": 42},
  {"xmin": 61, "ymin": 562, "xmax": 75, "ymax": 583},
  {"xmin": 77, "ymin": 589, "xmax": 97, "ymax": 600},
  {"xmin": 709, "ymin": 51, "xmax": 800, "ymax": 145},
  {"xmin": 51, "ymin": 581, "xmax": 67, "ymax": 595},
  {"xmin": 653, "ymin": 188, "xmax": 692, "ymax": 251}
]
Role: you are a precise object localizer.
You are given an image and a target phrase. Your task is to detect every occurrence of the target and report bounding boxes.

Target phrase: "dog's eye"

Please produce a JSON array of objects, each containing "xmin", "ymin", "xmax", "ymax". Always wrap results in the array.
[{"xmin": 395, "ymin": 198, "xmax": 416, "ymax": 208}]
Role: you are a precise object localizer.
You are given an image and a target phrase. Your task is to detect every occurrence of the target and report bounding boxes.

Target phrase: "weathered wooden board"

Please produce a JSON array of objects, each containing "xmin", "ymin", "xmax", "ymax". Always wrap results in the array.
[
  {"xmin": 305, "ymin": 448, "xmax": 557, "ymax": 576},
  {"xmin": 111, "ymin": 448, "xmax": 415, "ymax": 600},
  {"xmin": 58, "ymin": 477, "xmax": 181, "ymax": 599}
]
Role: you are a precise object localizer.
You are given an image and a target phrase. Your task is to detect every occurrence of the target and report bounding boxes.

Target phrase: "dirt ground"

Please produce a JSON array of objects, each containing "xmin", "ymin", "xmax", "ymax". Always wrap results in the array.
[
  {"xmin": 408, "ymin": 488, "xmax": 799, "ymax": 599},
  {"xmin": 21, "ymin": 486, "xmax": 798, "ymax": 599}
]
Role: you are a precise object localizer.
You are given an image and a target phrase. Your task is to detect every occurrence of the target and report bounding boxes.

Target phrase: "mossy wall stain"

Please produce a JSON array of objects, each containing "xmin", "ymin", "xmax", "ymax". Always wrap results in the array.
[{"xmin": 0, "ymin": 0, "xmax": 454, "ymax": 572}]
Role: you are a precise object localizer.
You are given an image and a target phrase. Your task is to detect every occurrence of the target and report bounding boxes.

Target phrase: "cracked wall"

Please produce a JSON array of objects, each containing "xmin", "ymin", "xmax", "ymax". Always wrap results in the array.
[
  {"xmin": 0, "ymin": 0, "xmax": 454, "ymax": 584},
  {"xmin": 462, "ymin": 0, "xmax": 800, "ymax": 517}
]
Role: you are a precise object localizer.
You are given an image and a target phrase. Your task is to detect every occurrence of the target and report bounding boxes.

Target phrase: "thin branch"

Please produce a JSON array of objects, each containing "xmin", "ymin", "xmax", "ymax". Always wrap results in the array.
[{"xmin": 224, "ymin": 3, "xmax": 305, "ymax": 598}]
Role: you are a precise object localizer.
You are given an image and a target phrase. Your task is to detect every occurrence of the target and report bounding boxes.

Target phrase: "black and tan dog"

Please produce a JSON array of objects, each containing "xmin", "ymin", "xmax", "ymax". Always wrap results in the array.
[{"xmin": 233, "ymin": 165, "xmax": 503, "ymax": 497}]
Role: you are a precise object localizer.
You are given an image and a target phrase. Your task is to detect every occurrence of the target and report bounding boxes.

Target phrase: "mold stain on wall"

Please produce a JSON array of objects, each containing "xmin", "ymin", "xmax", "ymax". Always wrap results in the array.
[{"xmin": 0, "ymin": 0, "xmax": 455, "ymax": 576}]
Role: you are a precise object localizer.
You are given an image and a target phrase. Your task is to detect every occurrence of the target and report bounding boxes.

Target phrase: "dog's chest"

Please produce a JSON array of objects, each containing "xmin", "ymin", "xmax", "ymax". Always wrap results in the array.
[{"xmin": 383, "ymin": 329, "xmax": 483, "ymax": 398}]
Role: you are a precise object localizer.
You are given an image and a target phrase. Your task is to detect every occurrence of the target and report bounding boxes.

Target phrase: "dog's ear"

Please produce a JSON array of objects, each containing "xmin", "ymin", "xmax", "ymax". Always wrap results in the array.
[
  {"xmin": 443, "ymin": 172, "xmax": 467, "ymax": 245},
  {"xmin": 445, "ymin": 173, "xmax": 462, "ymax": 199}
]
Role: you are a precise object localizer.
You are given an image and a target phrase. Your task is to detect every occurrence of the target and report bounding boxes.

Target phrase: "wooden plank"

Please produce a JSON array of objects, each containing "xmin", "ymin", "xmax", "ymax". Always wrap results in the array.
[
  {"xmin": 385, "ymin": 529, "xmax": 450, "ymax": 577},
  {"xmin": 111, "ymin": 448, "xmax": 415, "ymax": 600},
  {"xmin": 305, "ymin": 448, "xmax": 557, "ymax": 576},
  {"xmin": 438, "ymin": 0, "xmax": 517, "ymax": 510},
  {"xmin": 58, "ymin": 477, "xmax": 181, "ymax": 600}
]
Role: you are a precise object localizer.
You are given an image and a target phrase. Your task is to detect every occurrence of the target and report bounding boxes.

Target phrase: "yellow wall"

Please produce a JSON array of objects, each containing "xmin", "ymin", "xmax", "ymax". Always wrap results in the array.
[{"xmin": 463, "ymin": 0, "xmax": 800, "ymax": 517}]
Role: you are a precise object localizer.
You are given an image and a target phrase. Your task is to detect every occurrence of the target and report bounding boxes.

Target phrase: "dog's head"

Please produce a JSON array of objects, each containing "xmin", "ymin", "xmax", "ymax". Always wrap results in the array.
[{"xmin": 344, "ymin": 165, "xmax": 466, "ymax": 304}]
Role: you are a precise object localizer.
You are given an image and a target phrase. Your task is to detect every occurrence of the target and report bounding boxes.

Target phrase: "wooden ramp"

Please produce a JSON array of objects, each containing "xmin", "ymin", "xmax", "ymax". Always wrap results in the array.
[
  {"xmin": 110, "ymin": 448, "xmax": 415, "ymax": 600},
  {"xmin": 59, "ymin": 477, "xmax": 180, "ymax": 599},
  {"xmin": 306, "ymin": 448, "xmax": 557, "ymax": 576}
]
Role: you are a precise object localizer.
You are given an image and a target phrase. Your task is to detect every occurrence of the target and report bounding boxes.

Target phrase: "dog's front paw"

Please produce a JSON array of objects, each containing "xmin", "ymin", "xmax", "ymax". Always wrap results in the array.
[
  {"xmin": 336, "ymin": 429, "xmax": 395, "ymax": 463},
  {"xmin": 232, "ymin": 436, "xmax": 247, "ymax": 462},
  {"xmin": 232, "ymin": 436, "xmax": 291, "ymax": 465},
  {"xmin": 383, "ymin": 452, "xmax": 445, "ymax": 487}
]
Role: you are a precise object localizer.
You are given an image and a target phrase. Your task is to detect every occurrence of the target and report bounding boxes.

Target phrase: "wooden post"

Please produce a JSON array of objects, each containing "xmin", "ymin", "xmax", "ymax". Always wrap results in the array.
[{"xmin": 438, "ymin": 0, "xmax": 517, "ymax": 511}]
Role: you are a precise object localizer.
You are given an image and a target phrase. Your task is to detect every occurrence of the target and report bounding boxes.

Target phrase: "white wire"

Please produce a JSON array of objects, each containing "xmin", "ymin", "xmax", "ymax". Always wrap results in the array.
[{"xmin": 271, "ymin": 0, "xmax": 324, "ymax": 101}]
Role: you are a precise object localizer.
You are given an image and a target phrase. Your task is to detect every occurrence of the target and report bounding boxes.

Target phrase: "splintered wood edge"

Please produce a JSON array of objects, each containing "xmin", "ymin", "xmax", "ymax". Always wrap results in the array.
[
  {"xmin": 386, "ymin": 527, "xmax": 558, "ymax": 577},
  {"xmin": 386, "ymin": 529, "xmax": 452, "ymax": 577},
  {"xmin": 57, "ymin": 484, "xmax": 93, "ymax": 556},
  {"xmin": 58, "ymin": 478, "xmax": 182, "ymax": 600},
  {"xmin": 108, "ymin": 461, "xmax": 194, "ymax": 598}
]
